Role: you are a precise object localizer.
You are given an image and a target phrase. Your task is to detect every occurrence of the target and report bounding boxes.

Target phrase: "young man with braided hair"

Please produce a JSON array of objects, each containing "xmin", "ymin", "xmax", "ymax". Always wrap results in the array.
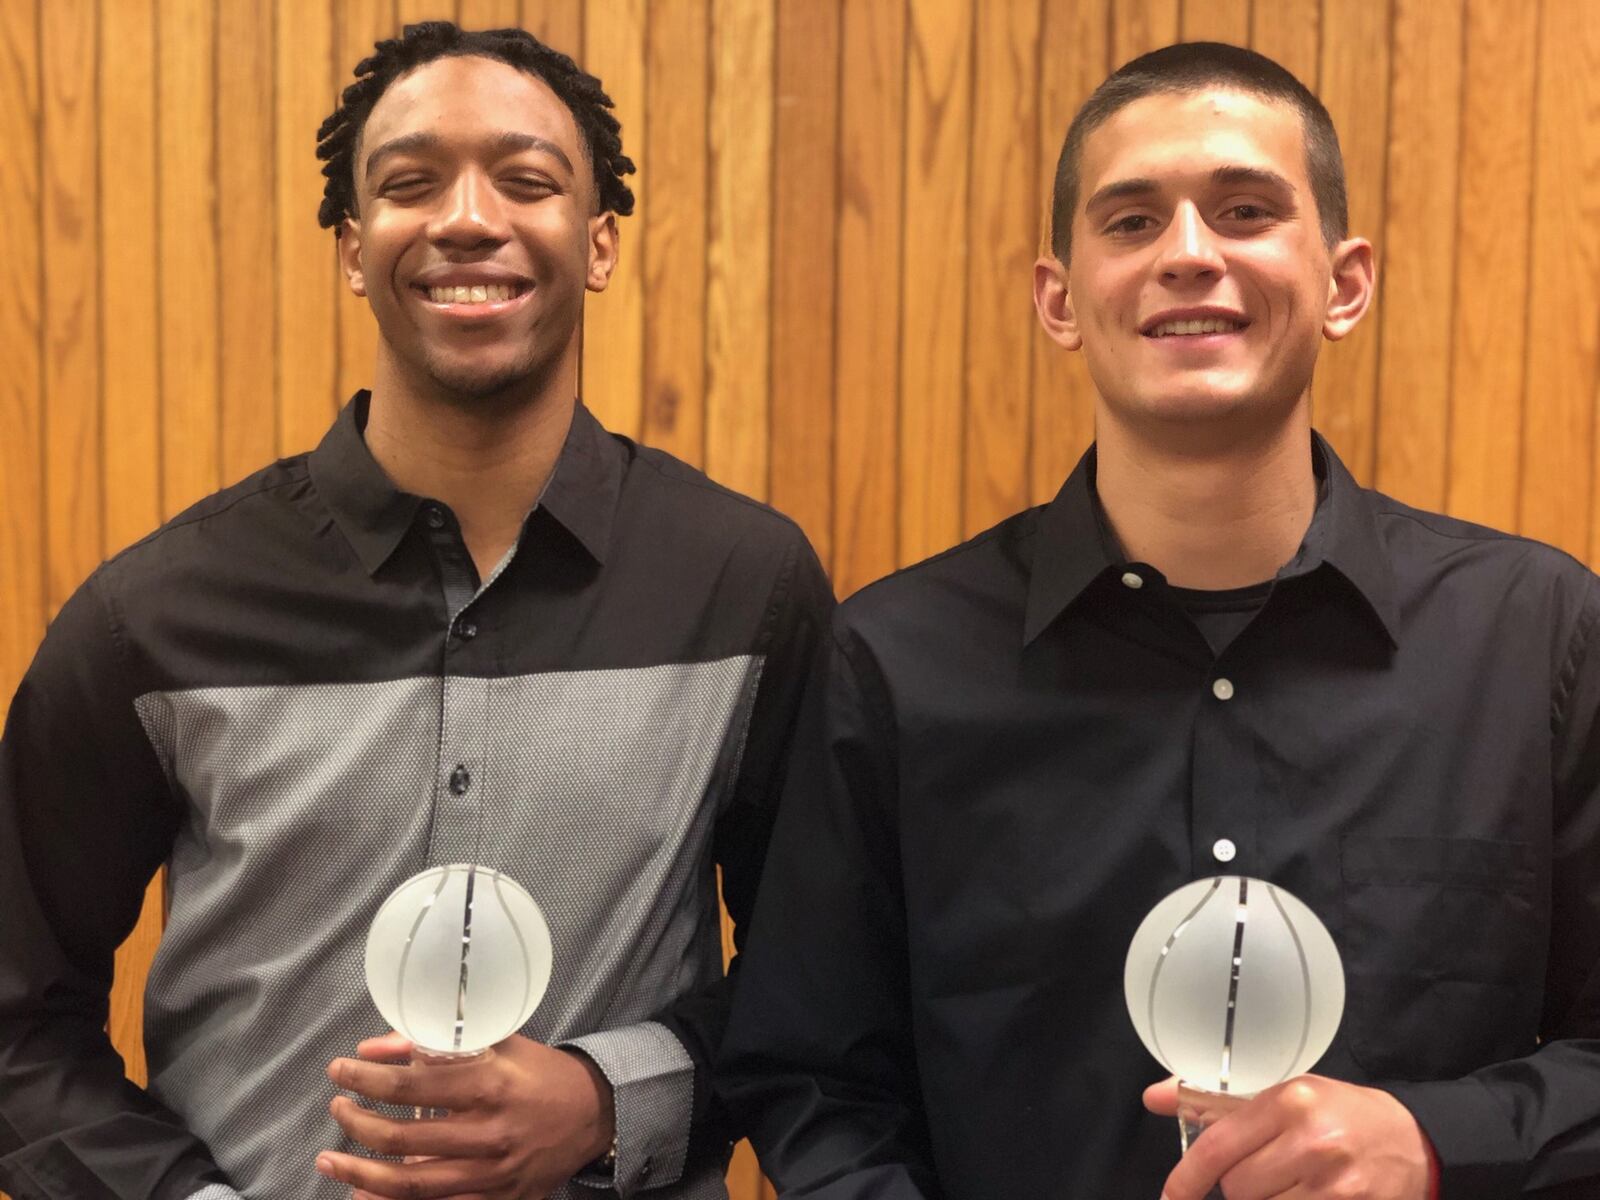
[
  {"xmin": 0, "ymin": 21, "xmax": 829, "ymax": 1200},
  {"xmin": 722, "ymin": 41, "xmax": 1600, "ymax": 1199}
]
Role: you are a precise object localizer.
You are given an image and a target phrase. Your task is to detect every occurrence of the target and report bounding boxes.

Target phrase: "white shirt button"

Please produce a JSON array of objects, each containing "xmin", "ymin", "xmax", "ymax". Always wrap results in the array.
[
  {"xmin": 1121, "ymin": 571, "xmax": 1144, "ymax": 589},
  {"xmin": 1212, "ymin": 677, "xmax": 1235, "ymax": 701},
  {"xmin": 1213, "ymin": 838, "xmax": 1237, "ymax": 863}
]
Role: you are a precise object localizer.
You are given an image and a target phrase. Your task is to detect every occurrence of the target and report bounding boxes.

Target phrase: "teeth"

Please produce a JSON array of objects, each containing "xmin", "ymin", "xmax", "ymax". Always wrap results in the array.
[
  {"xmin": 1149, "ymin": 317, "xmax": 1244, "ymax": 337},
  {"xmin": 427, "ymin": 284, "xmax": 518, "ymax": 305}
]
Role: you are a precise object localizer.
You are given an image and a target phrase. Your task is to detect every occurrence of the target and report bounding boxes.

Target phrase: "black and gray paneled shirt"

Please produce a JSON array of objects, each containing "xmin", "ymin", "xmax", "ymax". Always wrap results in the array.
[{"xmin": 0, "ymin": 394, "xmax": 831, "ymax": 1200}]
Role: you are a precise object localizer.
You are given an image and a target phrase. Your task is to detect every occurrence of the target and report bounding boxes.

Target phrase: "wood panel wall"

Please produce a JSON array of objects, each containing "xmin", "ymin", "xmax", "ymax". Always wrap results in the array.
[{"xmin": 3, "ymin": 1, "xmax": 1598, "ymax": 1198}]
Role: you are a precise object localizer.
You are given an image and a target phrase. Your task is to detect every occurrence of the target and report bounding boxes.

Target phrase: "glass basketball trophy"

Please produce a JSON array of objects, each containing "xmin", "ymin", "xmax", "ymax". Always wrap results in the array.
[
  {"xmin": 1124, "ymin": 875, "xmax": 1344, "ymax": 1153},
  {"xmin": 365, "ymin": 863, "xmax": 554, "ymax": 1059}
]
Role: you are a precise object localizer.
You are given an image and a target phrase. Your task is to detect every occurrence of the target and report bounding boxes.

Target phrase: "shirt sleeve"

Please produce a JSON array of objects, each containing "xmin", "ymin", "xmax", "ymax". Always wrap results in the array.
[
  {"xmin": 0, "ymin": 577, "xmax": 232, "ymax": 1200},
  {"xmin": 1386, "ymin": 575, "xmax": 1600, "ymax": 1198},
  {"xmin": 566, "ymin": 530, "xmax": 835, "ymax": 1194},
  {"xmin": 716, "ymin": 618, "xmax": 938, "ymax": 1200}
]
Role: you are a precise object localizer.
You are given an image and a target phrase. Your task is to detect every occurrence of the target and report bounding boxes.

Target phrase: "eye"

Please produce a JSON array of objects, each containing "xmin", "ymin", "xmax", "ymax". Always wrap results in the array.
[
  {"xmin": 503, "ymin": 175, "xmax": 558, "ymax": 198},
  {"xmin": 1106, "ymin": 214, "xmax": 1156, "ymax": 237},
  {"xmin": 1223, "ymin": 203, "xmax": 1273, "ymax": 223},
  {"xmin": 379, "ymin": 176, "xmax": 432, "ymax": 200}
]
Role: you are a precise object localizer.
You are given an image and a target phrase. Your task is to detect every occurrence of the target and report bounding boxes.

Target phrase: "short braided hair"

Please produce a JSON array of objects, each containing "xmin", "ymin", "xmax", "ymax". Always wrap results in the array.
[{"xmin": 316, "ymin": 21, "xmax": 635, "ymax": 233}]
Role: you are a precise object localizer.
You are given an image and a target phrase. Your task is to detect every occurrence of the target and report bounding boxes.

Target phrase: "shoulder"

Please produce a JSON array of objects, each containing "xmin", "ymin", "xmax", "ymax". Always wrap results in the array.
[
  {"xmin": 620, "ymin": 438, "xmax": 822, "ymax": 578},
  {"xmin": 1367, "ymin": 488, "xmax": 1593, "ymax": 591},
  {"xmin": 839, "ymin": 504, "xmax": 1043, "ymax": 644},
  {"xmin": 95, "ymin": 455, "xmax": 314, "ymax": 596}
]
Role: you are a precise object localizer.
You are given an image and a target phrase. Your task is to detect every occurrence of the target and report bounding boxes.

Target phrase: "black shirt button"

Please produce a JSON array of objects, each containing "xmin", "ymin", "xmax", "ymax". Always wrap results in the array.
[
  {"xmin": 455, "ymin": 619, "xmax": 477, "ymax": 641},
  {"xmin": 426, "ymin": 505, "xmax": 446, "ymax": 529},
  {"xmin": 449, "ymin": 764, "xmax": 471, "ymax": 795}
]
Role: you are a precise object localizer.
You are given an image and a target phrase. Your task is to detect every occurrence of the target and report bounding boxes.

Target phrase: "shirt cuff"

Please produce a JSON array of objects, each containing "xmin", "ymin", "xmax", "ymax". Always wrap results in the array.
[
  {"xmin": 184, "ymin": 1187, "xmax": 247, "ymax": 1200},
  {"xmin": 560, "ymin": 1020, "xmax": 695, "ymax": 1196},
  {"xmin": 1385, "ymin": 1077, "xmax": 1525, "ymax": 1199}
]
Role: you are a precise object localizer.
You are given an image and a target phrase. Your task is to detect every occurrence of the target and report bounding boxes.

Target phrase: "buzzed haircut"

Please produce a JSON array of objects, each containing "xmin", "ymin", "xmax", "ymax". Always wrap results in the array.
[
  {"xmin": 1050, "ymin": 41, "xmax": 1347, "ymax": 263},
  {"xmin": 315, "ymin": 20, "xmax": 636, "ymax": 234}
]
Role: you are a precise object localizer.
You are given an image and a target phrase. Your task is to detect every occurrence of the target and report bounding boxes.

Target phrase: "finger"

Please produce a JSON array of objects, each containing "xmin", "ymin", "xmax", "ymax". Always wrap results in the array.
[
  {"xmin": 1160, "ymin": 1100, "xmax": 1284, "ymax": 1200},
  {"xmin": 316, "ymin": 1149, "xmax": 497, "ymax": 1200},
  {"xmin": 328, "ymin": 1095, "xmax": 496, "ymax": 1160},
  {"xmin": 328, "ymin": 1055, "xmax": 493, "ymax": 1111},
  {"xmin": 357, "ymin": 1031, "xmax": 416, "ymax": 1062},
  {"xmin": 1144, "ymin": 1077, "xmax": 1180, "ymax": 1116}
]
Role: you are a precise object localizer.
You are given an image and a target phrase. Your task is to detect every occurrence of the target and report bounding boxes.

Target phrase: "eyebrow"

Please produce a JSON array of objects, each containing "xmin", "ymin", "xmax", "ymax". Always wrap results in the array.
[
  {"xmin": 1084, "ymin": 165, "xmax": 1296, "ymax": 213},
  {"xmin": 364, "ymin": 130, "xmax": 575, "ymax": 179}
]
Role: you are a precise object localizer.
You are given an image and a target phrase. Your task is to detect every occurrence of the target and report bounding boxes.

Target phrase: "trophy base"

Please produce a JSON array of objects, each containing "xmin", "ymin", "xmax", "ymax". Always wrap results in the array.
[
  {"xmin": 1176, "ymin": 1080, "xmax": 1250, "ymax": 1152},
  {"xmin": 411, "ymin": 1047, "xmax": 488, "ymax": 1124}
]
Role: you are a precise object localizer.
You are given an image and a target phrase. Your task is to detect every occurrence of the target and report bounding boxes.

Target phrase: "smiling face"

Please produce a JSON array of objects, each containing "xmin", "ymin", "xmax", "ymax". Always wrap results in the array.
[
  {"xmin": 1035, "ymin": 88, "xmax": 1372, "ymax": 442},
  {"xmin": 338, "ymin": 54, "xmax": 618, "ymax": 403}
]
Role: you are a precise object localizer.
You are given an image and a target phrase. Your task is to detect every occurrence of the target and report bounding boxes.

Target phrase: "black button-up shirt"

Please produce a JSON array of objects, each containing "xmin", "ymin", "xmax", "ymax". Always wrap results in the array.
[
  {"xmin": 0, "ymin": 395, "xmax": 832, "ymax": 1200},
  {"xmin": 722, "ymin": 436, "xmax": 1600, "ymax": 1199}
]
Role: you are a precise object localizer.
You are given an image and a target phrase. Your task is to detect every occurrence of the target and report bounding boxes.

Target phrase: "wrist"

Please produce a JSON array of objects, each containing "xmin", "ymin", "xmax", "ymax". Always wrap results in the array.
[{"xmin": 561, "ymin": 1047, "xmax": 617, "ymax": 1164}]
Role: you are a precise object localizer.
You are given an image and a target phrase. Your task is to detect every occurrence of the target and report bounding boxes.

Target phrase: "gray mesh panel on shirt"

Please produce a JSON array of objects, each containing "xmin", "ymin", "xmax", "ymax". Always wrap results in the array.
[{"xmin": 137, "ymin": 657, "xmax": 758, "ymax": 1200}]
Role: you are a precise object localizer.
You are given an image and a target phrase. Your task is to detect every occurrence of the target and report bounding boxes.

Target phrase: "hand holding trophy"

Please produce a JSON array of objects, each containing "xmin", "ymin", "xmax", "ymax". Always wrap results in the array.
[{"xmin": 1124, "ymin": 875, "xmax": 1344, "ymax": 1153}]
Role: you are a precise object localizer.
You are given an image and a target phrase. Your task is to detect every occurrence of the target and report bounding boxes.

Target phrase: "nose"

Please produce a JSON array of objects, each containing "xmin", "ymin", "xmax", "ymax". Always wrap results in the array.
[
  {"xmin": 428, "ymin": 168, "xmax": 509, "ymax": 250},
  {"xmin": 1157, "ymin": 201, "xmax": 1224, "ymax": 283}
]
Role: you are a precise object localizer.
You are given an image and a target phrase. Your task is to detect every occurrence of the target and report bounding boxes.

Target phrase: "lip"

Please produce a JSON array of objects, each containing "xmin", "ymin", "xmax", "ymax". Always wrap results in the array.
[
  {"xmin": 1139, "ymin": 306, "xmax": 1251, "ymax": 338},
  {"xmin": 411, "ymin": 264, "xmax": 534, "ymax": 290}
]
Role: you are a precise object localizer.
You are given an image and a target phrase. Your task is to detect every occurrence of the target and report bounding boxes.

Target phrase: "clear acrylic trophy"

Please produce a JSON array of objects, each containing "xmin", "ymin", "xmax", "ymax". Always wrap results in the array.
[
  {"xmin": 1124, "ymin": 875, "xmax": 1345, "ymax": 1153},
  {"xmin": 364, "ymin": 862, "xmax": 554, "ymax": 1121}
]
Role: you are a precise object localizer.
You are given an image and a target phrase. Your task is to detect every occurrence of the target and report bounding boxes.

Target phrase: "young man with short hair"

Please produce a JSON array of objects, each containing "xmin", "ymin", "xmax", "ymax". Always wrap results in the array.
[
  {"xmin": 0, "ymin": 22, "xmax": 829, "ymax": 1200},
  {"xmin": 722, "ymin": 43, "xmax": 1600, "ymax": 1199}
]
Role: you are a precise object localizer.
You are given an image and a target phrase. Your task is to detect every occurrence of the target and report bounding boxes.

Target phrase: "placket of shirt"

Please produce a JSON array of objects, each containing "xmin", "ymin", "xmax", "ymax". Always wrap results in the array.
[
  {"xmin": 422, "ymin": 501, "xmax": 513, "ymax": 867},
  {"xmin": 1187, "ymin": 600, "xmax": 1261, "ymax": 878}
]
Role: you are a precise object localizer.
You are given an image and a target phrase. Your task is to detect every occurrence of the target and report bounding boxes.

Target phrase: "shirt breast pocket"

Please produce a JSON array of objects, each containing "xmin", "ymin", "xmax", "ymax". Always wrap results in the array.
[{"xmin": 1338, "ymin": 834, "xmax": 1541, "ymax": 1080}]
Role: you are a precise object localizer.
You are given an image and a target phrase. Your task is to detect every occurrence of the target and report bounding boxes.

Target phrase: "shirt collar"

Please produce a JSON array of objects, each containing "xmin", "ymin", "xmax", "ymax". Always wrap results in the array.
[
  {"xmin": 1022, "ymin": 432, "xmax": 1400, "ymax": 647},
  {"xmin": 308, "ymin": 392, "xmax": 622, "ymax": 577}
]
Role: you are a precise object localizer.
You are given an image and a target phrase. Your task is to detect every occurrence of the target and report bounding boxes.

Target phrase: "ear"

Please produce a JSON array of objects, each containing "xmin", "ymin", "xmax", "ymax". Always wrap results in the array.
[
  {"xmin": 338, "ymin": 218, "xmax": 366, "ymax": 297},
  {"xmin": 1033, "ymin": 255, "xmax": 1082, "ymax": 351},
  {"xmin": 586, "ymin": 212, "xmax": 620, "ymax": 293},
  {"xmin": 1323, "ymin": 236, "xmax": 1374, "ymax": 342}
]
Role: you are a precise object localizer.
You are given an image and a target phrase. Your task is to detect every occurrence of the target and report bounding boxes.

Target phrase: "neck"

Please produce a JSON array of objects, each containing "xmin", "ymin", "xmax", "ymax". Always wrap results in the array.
[
  {"xmin": 1093, "ymin": 404, "xmax": 1317, "ymax": 590},
  {"xmin": 364, "ymin": 345, "xmax": 579, "ymax": 579}
]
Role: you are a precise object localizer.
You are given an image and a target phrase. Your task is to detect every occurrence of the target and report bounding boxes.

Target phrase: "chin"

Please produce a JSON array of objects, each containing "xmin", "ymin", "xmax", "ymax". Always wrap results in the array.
[{"xmin": 423, "ymin": 350, "xmax": 547, "ymax": 403}]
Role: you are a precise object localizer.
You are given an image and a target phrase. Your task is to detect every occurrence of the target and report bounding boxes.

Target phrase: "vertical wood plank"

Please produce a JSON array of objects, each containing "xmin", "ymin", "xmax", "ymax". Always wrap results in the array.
[
  {"xmin": 397, "ymin": 0, "xmax": 460, "ymax": 25},
  {"xmin": 42, "ymin": 0, "xmax": 101, "ymax": 614},
  {"xmin": 1313, "ymin": 0, "xmax": 1390, "ymax": 484},
  {"xmin": 706, "ymin": 0, "xmax": 774, "ymax": 500},
  {"xmin": 108, "ymin": 877, "xmax": 165, "ymax": 1088},
  {"xmin": 276, "ymin": 0, "xmax": 340, "ymax": 456},
  {"xmin": 158, "ymin": 0, "xmax": 220, "ymax": 518},
  {"xmin": 1032, "ymin": 0, "xmax": 1108, "ymax": 504},
  {"xmin": 459, "ymin": 0, "xmax": 522, "ymax": 27},
  {"xmin": 0, "ymin": 0, "xmax": 43, "ymax": 719},
  {"xmin": 335, "ymin": 1, "xmax": 395, "ymax": 407},
  {"xmin": 1181, "ymin": 0, "xmax": 1249, "ymax": 46},
  {"xmin": 642, "ymin": 0, "xmax": 708, "ymax": 468},
  {"xmin": 1373, "ymin": 0, "xmax": 1461, "ymax": 511},
  {"xmin": 1251, "ymin": 0, "xmax": 1320, "ymax": 85},
  {"xmin": 1446, "ymin": 0, "xmax": 1537, "ymax": 530},
  {"xmin": 521, "ymin": 0, "xmax": 582, "ymax": 55},
  {"xmin": 218, "ymin": 0, "xmax": 279, "ymax": 485},
  {"xmin": 964, "ymin": 0, "xmax": 1037, "ymax": 536},
  {"xmin": 770, "ymin": 0, "xmax": 841, "ymax": 567},
  {"xmin": 1524, "ymin": 0, "xmax": 1600, "ymax": 557},
  {"xmin": 833, "ymin": 0, "xmax": 905, "ymax": 595},
  {"xmin": 100, "ymin": 0, "xmax": 161, "ymax": 551},
  {"xmin": 1112, "ymin": 0, "xmax": 1180, "ymax": 67},
  {"xmin": 582, "ymin": 0, "xmax": 646, "ymax": 438},
  {"xmin": 899, "ymin": 0, "xmax": 972, "ymax": 564}
]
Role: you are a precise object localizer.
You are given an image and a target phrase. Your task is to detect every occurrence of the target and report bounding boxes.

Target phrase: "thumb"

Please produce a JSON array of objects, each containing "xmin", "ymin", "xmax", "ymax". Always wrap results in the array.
[
  {"xmin": 355, "ymin": 1030, "xmax": 415, "ymax": 1062},
  {"xmin": 1143, "ymin": 1076, "xmax": 1180, "ymax": 1116}
]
